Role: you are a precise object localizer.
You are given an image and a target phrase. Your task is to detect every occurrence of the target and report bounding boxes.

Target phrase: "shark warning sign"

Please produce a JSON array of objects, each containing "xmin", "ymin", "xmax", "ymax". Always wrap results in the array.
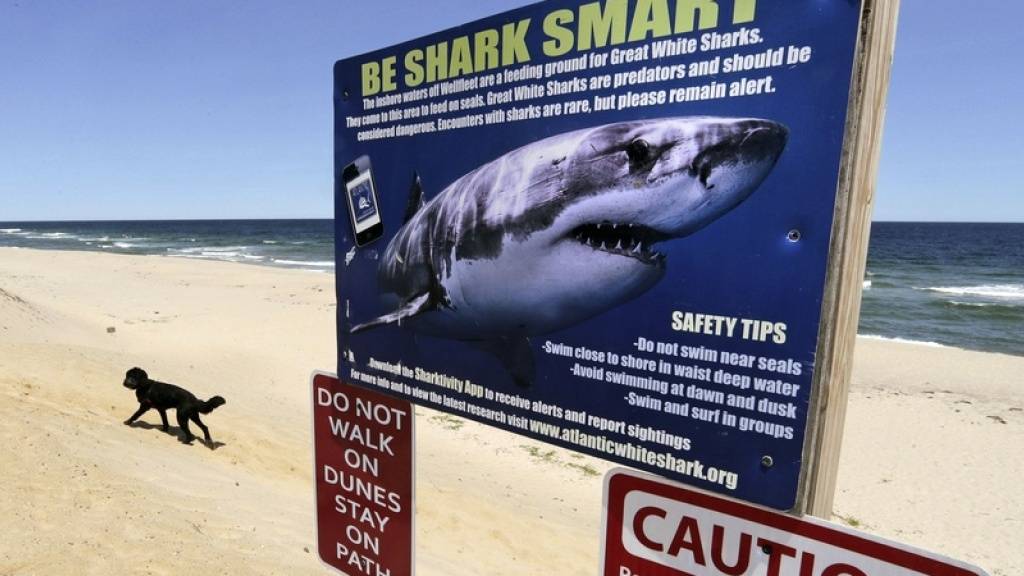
[{"xmin": 335, "ymin": 0, "xmax": 866, "ymax": 509}]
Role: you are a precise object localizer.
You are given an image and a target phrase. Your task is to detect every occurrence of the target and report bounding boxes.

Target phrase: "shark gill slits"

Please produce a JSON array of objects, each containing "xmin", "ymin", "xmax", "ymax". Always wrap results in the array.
[
  {"xmin": 690, "ymin": 142, "xmax": 731, "ymax": 188},
  {"xmin": 700, "ymin": 163, "xmax": 714, "ymax": 188},
  {"xmin": 569, "ymin": 221, "xmax": 667, "ymax": 265}
]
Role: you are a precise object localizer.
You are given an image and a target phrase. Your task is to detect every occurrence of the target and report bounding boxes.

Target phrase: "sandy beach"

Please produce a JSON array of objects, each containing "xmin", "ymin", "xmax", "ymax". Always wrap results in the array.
[{"xmin": 0, "ymin": 247, "xmax": 1020, "ymax": 575}]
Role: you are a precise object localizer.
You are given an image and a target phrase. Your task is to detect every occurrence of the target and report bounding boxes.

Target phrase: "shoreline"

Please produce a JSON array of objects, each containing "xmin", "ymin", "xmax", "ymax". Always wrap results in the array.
[
  {"xmin": 0, "ymin": 244, "xmax": 336, "ymax": 273},
  {"xmin": 857, "ymin": 333, "xmax": 949, "ymax": 348},
  {"xmin": 0, "ymin": 247, "xmax": 1020, "ymax": 574},
  {"xmin": 4, "ymin": 245, "xmax": 1022, "ymax": 358}
]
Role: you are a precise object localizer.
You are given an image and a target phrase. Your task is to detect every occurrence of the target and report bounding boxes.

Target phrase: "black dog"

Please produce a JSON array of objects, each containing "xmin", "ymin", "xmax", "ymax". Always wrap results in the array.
[{"xmin": 122, "ymin": 367, "xmax": 226, "ymax": 445}]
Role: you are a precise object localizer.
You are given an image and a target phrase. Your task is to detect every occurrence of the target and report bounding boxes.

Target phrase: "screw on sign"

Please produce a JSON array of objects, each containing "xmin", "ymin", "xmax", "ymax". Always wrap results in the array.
[
  {"xmin": 311, "ymin": 372, "xmax": 414, "ymax": 576},
  {"xmin": 602, "ymin": 469, "xmax": 989, "ymax": 576}
]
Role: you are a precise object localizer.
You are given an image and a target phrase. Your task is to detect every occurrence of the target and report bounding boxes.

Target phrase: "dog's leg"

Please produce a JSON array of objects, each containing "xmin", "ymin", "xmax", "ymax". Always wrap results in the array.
[
  {"xmin": 191, "ymin": 414, "xmax": 212, "ymax": 443},
  {"xmin": 124, "ymin": 405, "xmax": 150, "ymax": 425},
  {"xmin": 158, "ymin": 409, "xmax": 170, "ymax": 432},
  {"xmin": 176, "ymin": 410, "xmax": 195, "ymax": 444}
]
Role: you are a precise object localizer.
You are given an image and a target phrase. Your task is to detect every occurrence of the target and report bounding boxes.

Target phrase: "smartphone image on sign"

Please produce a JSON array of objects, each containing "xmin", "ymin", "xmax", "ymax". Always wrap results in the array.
[{"xmin": 342, "ymin": 156, "xmax": 384, "ymax": 246}]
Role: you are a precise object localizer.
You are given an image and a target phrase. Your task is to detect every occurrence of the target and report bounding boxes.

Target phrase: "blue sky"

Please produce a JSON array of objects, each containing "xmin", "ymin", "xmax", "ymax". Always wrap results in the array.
[{"xmin": 1, "ymin": 0, "xmax": 1021, "ymax": 222}]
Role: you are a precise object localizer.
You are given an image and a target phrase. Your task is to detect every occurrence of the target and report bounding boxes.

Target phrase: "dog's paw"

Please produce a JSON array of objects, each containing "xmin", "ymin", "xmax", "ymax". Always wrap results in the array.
[{"xmin": 123, "ymin": 419, "xmax": 133, "ymax": 425}]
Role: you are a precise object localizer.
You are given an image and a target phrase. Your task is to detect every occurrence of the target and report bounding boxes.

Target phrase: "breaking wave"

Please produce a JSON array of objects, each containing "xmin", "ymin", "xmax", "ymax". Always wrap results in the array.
[
  {"xmin": 271, "ymin": 259, "xmax": 335, "ymax": 267},
  {"xmin": 918, "ymin": 284, "xmax": 1024, "ymax": 301},
  {"xmin": 859, "ymin": 335, "xmax": 948, "ymax": 348}
]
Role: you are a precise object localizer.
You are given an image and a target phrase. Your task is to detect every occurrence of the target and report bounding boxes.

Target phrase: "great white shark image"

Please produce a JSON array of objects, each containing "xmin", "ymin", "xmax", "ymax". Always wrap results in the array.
[{"xmin": 349, "ymin": 116, "xmax": 788, "ymax": 386}]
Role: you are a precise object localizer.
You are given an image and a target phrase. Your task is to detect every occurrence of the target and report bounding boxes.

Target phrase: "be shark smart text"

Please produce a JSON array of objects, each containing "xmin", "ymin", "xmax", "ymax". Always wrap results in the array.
[{"xmin": 361, "ymin": 0, "xmax": 761, "ymax": 96}]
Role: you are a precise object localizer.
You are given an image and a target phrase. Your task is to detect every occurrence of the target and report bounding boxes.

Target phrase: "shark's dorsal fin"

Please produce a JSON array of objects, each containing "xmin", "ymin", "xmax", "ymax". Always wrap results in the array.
[
  {"xmin": 403, "ymin": 172, "xmax": 425, "ymax": 224},
  {"xmin": 350, "ymin": 292, "xmax": 435, "ymax": 334}
]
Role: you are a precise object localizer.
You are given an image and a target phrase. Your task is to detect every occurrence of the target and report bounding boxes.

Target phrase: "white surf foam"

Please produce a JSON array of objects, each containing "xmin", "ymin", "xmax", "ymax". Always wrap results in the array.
[
  {"xmin": 947, "ymin": 300, "xmax": 1020, "ymax": 309},
  {"xmin": 272, "ymin": 259, "xmax": 335, "ymax": 267},
  {"xmin": 172, "ymin": 254, "xmax": 221, "ymax": 260},
  {"xmin": 26, "ymin": 232, "xmax": 73, "ymax": 240},
  {"xmin": 858, "ymin": 334, "xmax": 948, "ymax": 348},
  {"xmin": 168, "ymin": 245, "xmax": 247, "ymax": 255},
  {"xmin": 168, "ymin": 250, "xmax": 264, "ymax": 263},
  {"xmin": 201, "ymin": 246, "xmax": 247, "ymax": 252},
  {"xmin": 919, "ymin": 284, "xmax": 1024, "ymax": 301}
]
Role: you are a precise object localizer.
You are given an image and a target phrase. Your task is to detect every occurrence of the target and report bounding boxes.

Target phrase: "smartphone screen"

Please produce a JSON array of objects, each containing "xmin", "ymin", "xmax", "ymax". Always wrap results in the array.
[{"xmin": 343, "ymin": 157, "xmax": 383, "ymax": 245}]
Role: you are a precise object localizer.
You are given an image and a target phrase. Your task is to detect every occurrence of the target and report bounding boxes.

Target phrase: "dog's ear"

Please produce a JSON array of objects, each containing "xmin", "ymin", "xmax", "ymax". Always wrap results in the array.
[{"xmin": 125, "ymin": 367, "xmax": 147, "ymax": 381}]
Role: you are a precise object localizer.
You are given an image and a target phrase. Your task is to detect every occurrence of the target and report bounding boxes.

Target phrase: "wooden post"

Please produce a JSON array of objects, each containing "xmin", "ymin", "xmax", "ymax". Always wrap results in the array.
[{"xmin": 796, "ymin": 0, "xmax": 902, "ymax": 518}]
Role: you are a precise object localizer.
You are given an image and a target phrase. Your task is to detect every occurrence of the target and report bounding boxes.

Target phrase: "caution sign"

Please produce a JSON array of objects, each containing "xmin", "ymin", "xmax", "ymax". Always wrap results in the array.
[
  {"xmin": 601, "ymin": 469, "xmax": 989, "ymax": 576},
  {"xmin": 312, "ymin": 372, "xmax": 414, "ymax": 576}
]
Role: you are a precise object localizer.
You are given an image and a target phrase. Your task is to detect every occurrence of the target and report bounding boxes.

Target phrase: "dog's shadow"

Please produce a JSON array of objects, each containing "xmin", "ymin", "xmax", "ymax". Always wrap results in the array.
[{"xmin": 127, "ymin": 421, "xmax": 227, "ymax": 450}]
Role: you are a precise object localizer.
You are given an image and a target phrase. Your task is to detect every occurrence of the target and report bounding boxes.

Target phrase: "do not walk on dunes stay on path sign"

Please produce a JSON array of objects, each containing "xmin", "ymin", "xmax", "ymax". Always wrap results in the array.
[{"xmin": 311, "ymin": 372, "xmax": 415, "ymax": 576}]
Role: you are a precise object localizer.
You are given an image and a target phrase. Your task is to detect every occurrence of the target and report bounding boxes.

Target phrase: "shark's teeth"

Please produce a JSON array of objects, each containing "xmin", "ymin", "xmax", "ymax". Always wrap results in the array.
[{"xmin": 569, "ymin": 222, "xmax": 669, "ymax": 265}]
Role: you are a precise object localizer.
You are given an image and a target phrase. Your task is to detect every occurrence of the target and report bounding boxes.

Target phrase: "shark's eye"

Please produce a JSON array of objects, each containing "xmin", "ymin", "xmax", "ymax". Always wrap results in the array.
[{"xmin": 626, "ymin": 138, "xmax": 651, "ymax": 166}]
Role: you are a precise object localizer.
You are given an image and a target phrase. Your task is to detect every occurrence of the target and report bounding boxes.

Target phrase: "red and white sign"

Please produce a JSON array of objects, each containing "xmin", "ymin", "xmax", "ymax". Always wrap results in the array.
[
  {"xmin": 602, "ymin": 469, "xmax": 988, "ymax": 576},
  {"xmin": 312, "ymin": 372, "xmax": 414, "ymax": 576}
]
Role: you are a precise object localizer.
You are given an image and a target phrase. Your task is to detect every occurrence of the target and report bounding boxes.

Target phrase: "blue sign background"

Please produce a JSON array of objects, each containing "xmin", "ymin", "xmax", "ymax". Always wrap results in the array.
[{"xmin": 335, "ymin": 0, "xmax": 862, "ymax": 509}]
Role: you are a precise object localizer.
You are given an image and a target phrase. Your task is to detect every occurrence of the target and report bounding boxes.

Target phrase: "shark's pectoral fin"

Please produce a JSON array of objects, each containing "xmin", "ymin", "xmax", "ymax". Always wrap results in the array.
[
  {"xmin": 475, "ymin": 337, "xmax": 536, "ymax": 388},
  {"xmin": 350, "ymin": 292, "xmax": 435, "ymax": 334}
]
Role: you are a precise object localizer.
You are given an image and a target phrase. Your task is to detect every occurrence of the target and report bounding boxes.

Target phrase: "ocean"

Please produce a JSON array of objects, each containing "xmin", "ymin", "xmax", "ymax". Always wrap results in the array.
[
  {"xmin": 860, "ymin": 222, "xmax": 1024, "ymax": 356},
  {"xmin": 0, "ymin": 219, "xmax": 335, "ymax": 272},
  {"xmin": 1, "ymin": 220, "xmax": 1021, "ymax": 356}
]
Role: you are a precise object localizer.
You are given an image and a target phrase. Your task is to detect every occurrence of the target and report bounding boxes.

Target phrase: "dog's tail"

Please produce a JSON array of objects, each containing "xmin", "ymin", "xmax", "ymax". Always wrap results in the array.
[{"xmin": 199, "ymin": 396, "xmax": 226, "ymax": 414}]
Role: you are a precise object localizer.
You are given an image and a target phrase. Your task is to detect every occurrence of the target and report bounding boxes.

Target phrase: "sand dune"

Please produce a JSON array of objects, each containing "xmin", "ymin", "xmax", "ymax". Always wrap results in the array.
[{"xmin": 0, "ymin": 248, "xmax": 1020, "ymax": 574}]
